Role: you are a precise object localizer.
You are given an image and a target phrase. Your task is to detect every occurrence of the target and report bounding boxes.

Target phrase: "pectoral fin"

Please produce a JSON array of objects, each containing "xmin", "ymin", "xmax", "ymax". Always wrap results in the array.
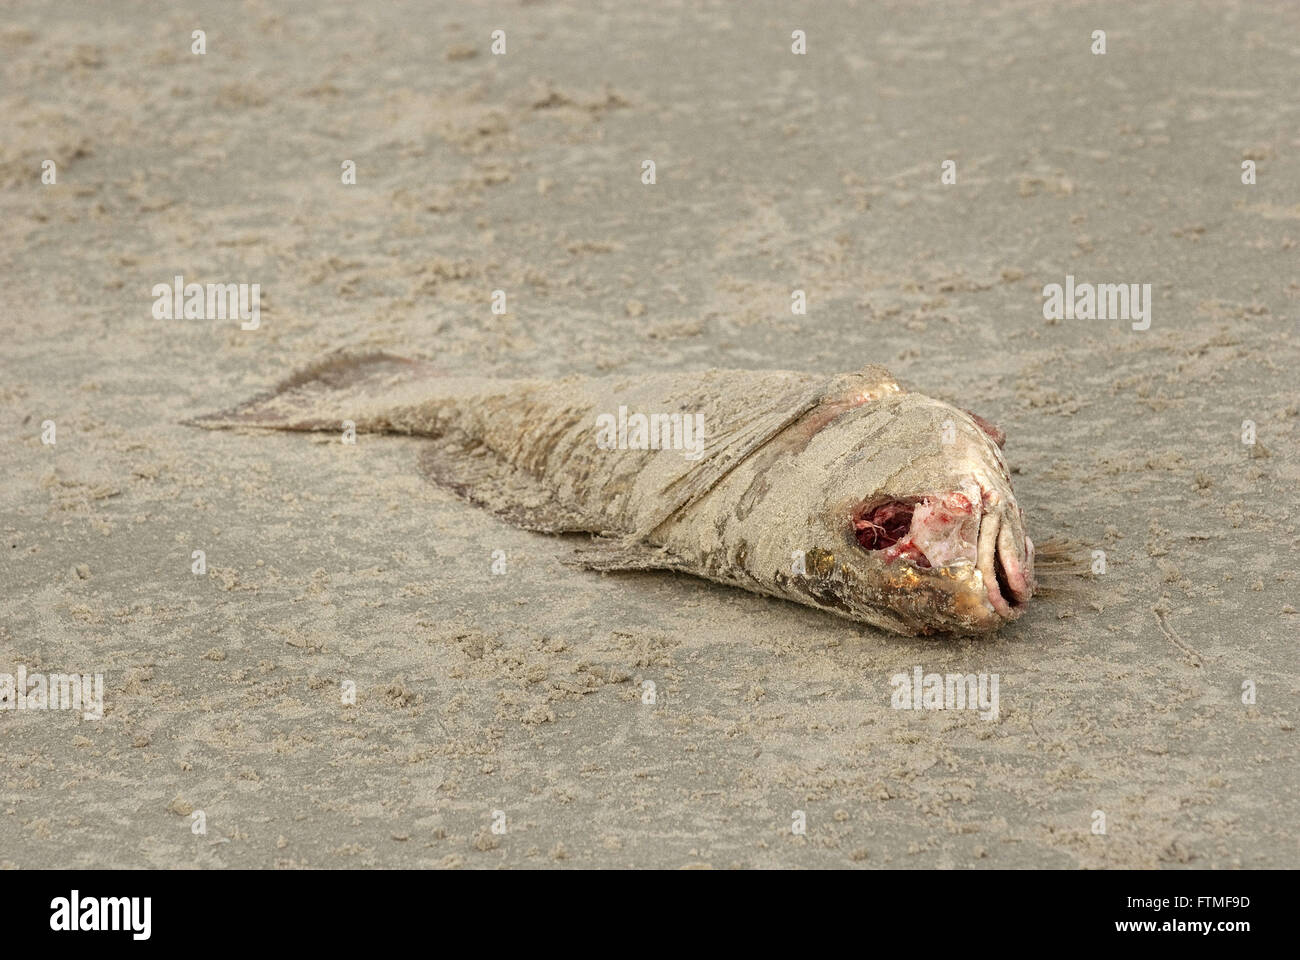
[
  {"xmin": 634, "ymin": 385, "xmax": 826, "ymax": 537},
  {"xmin": 634, "ymin": 366, "xmax": 901, "ymax": 538}
]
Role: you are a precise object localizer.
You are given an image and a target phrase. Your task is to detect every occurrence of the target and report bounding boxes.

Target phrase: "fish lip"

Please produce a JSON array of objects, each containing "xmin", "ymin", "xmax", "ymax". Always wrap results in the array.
[
  {"xmin": 998, "ymin": 522, "xmax": 1035, "ymax": 602},
  {"xmin": 975, "ymin": 508, "xmax": 1008, "ymax": 619},
  {"xmin": 977, "ymin": 502, "xmax": 1033, "ymax": 619}
]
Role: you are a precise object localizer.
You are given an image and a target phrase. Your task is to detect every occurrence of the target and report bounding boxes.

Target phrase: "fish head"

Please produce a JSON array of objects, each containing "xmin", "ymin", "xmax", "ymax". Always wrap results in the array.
[{"xmin": 794, "ymin": 392, "xmax": 1034, "ymax": 635}]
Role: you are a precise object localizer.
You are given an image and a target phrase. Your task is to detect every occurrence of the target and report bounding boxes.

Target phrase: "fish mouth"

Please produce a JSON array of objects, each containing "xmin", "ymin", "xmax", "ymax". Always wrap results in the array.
[{"xmin": 976, "ymin": 504, "xmax": 1034, "ymax": 619}]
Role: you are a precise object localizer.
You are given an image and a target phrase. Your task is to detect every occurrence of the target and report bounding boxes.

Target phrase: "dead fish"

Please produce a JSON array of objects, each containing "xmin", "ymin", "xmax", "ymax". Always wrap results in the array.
[{"xmin": 191, "ymin": 353, "xmax": 1035, "ymax": 635}]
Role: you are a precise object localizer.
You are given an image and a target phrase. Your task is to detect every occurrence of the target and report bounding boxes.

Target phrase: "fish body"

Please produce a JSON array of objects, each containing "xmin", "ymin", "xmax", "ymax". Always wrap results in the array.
[{"xmin": 194, "ymin": 354, "xmax": 1034, "ymax": 635}]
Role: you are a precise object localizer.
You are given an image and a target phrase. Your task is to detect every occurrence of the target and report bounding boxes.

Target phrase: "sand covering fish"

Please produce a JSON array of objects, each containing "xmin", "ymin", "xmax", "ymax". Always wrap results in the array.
[{"xmin": 192, "ymin": 353, "xmax": 1035, "ymax": 635}]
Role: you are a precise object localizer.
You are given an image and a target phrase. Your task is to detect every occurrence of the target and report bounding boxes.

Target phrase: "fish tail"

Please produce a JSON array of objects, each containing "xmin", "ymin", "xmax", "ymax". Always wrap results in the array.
[{"xmin": 185, "ymin": 350, "xmax": 441, "ymax": 433}]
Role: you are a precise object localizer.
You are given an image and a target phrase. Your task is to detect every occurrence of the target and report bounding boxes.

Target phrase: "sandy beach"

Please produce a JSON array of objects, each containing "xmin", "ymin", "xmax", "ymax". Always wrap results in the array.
[{"xmin": 1, "ymin": 0, "xmax": 1297, "ymax": 868}]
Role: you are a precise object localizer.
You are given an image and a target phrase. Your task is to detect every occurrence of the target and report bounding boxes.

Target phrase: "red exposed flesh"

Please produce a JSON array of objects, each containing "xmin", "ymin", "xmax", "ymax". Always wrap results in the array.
[
  {"xmin": 854, "ymin": 502, "xmax": 930, "ymax": 567},
  {"xmin": 854, "ymin": 493, "xmax": 979, "ymax": 570}
]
